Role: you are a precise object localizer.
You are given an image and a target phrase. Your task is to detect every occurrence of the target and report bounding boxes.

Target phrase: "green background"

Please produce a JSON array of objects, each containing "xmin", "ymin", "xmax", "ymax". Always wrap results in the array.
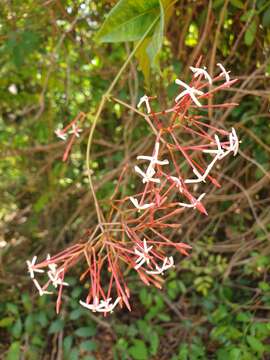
[{"xmin": 1, "ymin": 0, "xmax": 270, "ymax": 359}]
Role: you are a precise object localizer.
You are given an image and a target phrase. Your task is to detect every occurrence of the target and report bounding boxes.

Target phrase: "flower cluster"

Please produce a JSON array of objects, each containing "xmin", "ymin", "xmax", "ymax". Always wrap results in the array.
[
  {"xmin": 27, "ymin": 61, "xmax": 240, "ymax": 315},
  {"xmin": 54, "ymin": 112, "xmax": 85, "ymax": 161}
]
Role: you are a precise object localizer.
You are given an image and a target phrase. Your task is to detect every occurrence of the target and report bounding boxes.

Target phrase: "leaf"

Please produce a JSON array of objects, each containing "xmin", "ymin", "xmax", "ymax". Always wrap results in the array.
[
  {"xmin": 80, "ymin": 340, "xmax": 97, "ymax": 352},
  {"xmin": 11, "ymin": 318, "xmax": 22, "ymax": 339},
  {"xmin": 6, "ymin": 342, "xmax": 20, "ymax": 360},
  {"xmin": 0, "ymin": 317, "xmax": 14, "ymax": 327},
  {"xmin": 96, "ymin": 0, "xmax": 174, "ymax": 84},
  {"xmin": 149, "ymin": 332, "xmax": 159, "ymax": 355},
  {"xmin": 74, "ymin": 326, "xmax": 96, "ymax": 337},
  {"xmin": 262, "ymin": 7, "xmax": 270, "ymax": 28},
  {"xmin": 128, "ymin": 339, "xmax": 148, "ymax": 360},
  {"xmin": 48, "ymin": 319, "xmax": 64, "ymax": 334},
  {"xmin": 136, "ymin": 0, "xmax": 174, "ymax": 84},
  {"xmin": 246, "ymin": 335, "xmax": 265, "ymax": 353},
  {"xmin": 244, "ymin": 19, "xmax": 257, "ymax": 46},
  {"xmin": 230, "ymin": 0, "xmax": 245, "ymax": 9},
  {"xmin": 96, "ymin": 0, "xmax": 160, "ymax": 43}
]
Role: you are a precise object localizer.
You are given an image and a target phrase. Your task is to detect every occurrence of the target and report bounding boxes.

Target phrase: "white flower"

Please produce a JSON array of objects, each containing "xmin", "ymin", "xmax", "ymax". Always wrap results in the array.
[
  {"xmin": 79, "ymin": 296, "xmax": 100, "ymax": 312},
  {"xmin": 169, "ymin": 176, "xmax": 183, "ymax": 192},
  {"xmin": 137, "ymin": 95, "xmax": 151, "ymax": 114},
  {"xmin": 185, "ymin": 154, "xmax": 219, "ymax": 184},
  {"xmin": 96, "ymin": 297, "xmax": 121, "ymax": 313},
  {"xmin": 48, "ymin": 268, "xmax": 69, "ymax": 288},
  {"xmin": 231, "ymin": 127, "xmax": 240, "ymax": 156},
  {"xmin": 135, "ymin": 142, "xmax": 168, "ymax": 184},
  {"xmin": 80, "ymin": 297, "xmax": 121, "ymax": 313},
  {"xmin": 134, "ymin": 239, "xmax": 153, "ymax": 270},
  {"xmin": 178, "ymin": 193, "xmax": 206, "ymax": 209},
  {"xmin": 129, "ymin": 196, "xmax": 154, "ymax": 211},
  {"xmin": 33, "ymin": 279, "xmax": 52, "ymax": 296},
  {"xmin": 217, "ymin": 63, "xmax": 230, "ymax": 83},
  {"xmin": 55, "ymin": 129, "xmax": 67, "ymax": 141},
  {"xmin": 175, "ymin": 79, "xmax": 204, "ymax": 107},
  {"xmin": 137, "ymin": 142, "xmax": 169, "ymax": 166},
  {"xmin": 26, "ymin": 256, "xmax": 44, "ymax": 279},
  {"xmin": 203, "ymin": 128, "xmax": 240, "ymax": 159},
  {"xmin": 146, "ymin": 256, "xmax": 174, "ymax": 275},
  {"xmin": 134, "ymin": 165, "xmax": 160, "ymax": 184},
  {"xmin": 190, "ymin": 66, "xmax": 212, "ymax": 84},
  {"xmin": 46, "ymin": 254, "xmax": 57, "ymax": 272},
  {"xmin": 69, "ymin": 123, "xmax": 82, "ymax": 138}
]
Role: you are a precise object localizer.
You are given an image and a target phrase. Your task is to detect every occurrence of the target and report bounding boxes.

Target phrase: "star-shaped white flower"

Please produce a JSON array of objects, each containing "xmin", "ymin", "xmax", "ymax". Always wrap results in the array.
[
  {"xmin": 33, "ymin": 279, "xmax": 52, "ymax": 296},
  {"xmin": 79, "ymin": 296, "xmax": 100, "ymax": 312},
  {"xmin": 55, "ymin": 129, "xmax": 67, "ymax": 141},
  {"xmin": 137, "ymin": 95, "xmax": 151, "ymax": 114},
  {"xmin": 80, "ymin": 297, "xmax": 121, "ymax": 313},
  {"xmin": 69, "ymin": 123, "xmax": 82, "ymax": 138},
  {"xmin": 47, "ymin": 268, "xmax": 69, "ymax": 288},
  {"xmin": 96, "ymin": 297, "xmax": 121, "ymax": 313},
  {"xmin": 190, "ymin": 66, "xmax": 212, "ymax": 84},
  {"xmin": 134, "ymin": 165, "xmax": 160, "ymax": 184},
  {"xmin": 185, "ymin": 153, "xmax": 220, "ymax": 184},
  {"xmin": 129, "ymin": 196, "xmax": 154, "ymax": 211},
  {"xmin": 26, "ymin": 256, "xmax": 44, "ymax": 279},
  {"xmin": 178, "ymin": 193, "xmax": 206, "ymax": 209},
  {"xmin": 146, "ymin": 256, "xmax": 174, "ymax": 275},
  {"xmin": 135, "ymin": 142, "xmax": 169, "ymax": 184},
  {"xmin": 134, "ymin": 239, "xmax": 153, "ymax": 270},
  {"xmin": 175, "ymin": 79, "xmax": 204, "ymax": 107},
  {"xmin": 217, "ymin": 63, "xmax": 230, "ymax": 83},
  {"xmin": 169, "ymin": 176, "xmax": 183, "ymax": 193}
]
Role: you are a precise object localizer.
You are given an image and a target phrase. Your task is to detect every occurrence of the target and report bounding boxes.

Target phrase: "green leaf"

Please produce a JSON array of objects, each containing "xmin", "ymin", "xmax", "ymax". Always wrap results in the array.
[
  {"xmin": 0, "ymin": 317, "xmax": 14, "ymax": 327},
  {"xmin": 246, "ymin": 335, "xmax": 265, "ymax": 353},
  {"xmin": 96, "ymin": 0, "xmax": 160, "ymax": 43},
  {"xmin": 69, "ymin": 348, "xmax": 79, "ymax": 360},
  {"xmin": 63, "ymin": 336, "xmax": 73, "ymax": 355},
  {"xmin": 230, "ymin": 0, "xmax": 245, "ymax": 9},
  {"xmin": 262, "ymin": 7, "xmax": 270, "ymax": 28},
  {"xmin": 80, "ymin": 340, "xmax": 97, "ymax": 352},
  {"xmin": 11, "ymin": 318, "xmax": 23, "ymax": 339},
  {"xmin": 244, "ymin": 19, "xmax": 257, "ymax": 46},
  {"xmin": 128, "ymin": 339, "xmax": 148, "ymax": 360},
  {"xmin": 48, "ymin": 319, "xmax": 64, "ymax": 334},
  {"xmin": 74, "ymin": 326, "xmax": 96, "ymax": 337},
  {"xmin": 6, "ymin": 341, "xmax": 20, "ymax": 360},
  {"xmin": 149, "ymin": 332, "xmax": 159, "ymax": 355}
]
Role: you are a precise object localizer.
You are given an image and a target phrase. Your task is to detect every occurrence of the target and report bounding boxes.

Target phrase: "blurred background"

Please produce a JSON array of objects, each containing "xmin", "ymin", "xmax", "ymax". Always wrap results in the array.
[{"xmin": 1, "ymin": 0, "xmax": 270, "ymax": 359}]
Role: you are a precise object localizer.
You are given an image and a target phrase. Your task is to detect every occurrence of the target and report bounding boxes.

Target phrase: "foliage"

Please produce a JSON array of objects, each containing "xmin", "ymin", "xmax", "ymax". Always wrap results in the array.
[{"xmin": 0, "ymin": 0, "xmax": 270, "ymax": 359}]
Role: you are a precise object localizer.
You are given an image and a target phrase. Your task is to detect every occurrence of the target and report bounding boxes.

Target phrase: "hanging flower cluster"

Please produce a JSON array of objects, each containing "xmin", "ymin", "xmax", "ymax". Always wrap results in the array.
[{"xmin": 27, "ymin": 61, "xmax": 240, "ymax": 315}]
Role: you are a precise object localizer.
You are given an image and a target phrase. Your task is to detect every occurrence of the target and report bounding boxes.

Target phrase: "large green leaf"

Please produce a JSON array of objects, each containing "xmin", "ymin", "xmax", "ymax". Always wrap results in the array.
[
  {"xmin": 136, "ymin": 0, "xmax": 174, "ymax": 84},
  {"xmin": 96, "ymin": 0, "xmax": 174, "ymax": 84},
  {"xmin": 95, "ymin": 0, "xmax": 160, "ymax": 43}
]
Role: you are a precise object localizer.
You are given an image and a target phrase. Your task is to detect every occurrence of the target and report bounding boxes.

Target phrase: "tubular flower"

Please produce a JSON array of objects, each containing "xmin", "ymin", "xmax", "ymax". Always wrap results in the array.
[{"xmin": 27, "ymin": 61, "xmax": 240, "ymax": 315}]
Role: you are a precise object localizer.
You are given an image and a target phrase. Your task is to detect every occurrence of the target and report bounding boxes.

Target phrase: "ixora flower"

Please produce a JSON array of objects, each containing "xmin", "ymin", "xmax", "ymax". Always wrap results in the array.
[
  {"xmin": 26, "ymin": 256, "xmax": 44, "ymax": 279},
  {"xmin": 129, "ymin": 196, "xmax": 154, "ymax": 210},
  {"xmin": 134, "ymin": 239, "xmax": 153, "ymax": 270},
  {"xmin": 79, "ymin": 297, "xmax": 121, "ymax": 313},
  {"xmin": 217, "ymin": 63, "xmax": 230, "ymax": 83},
  {"xmin": 134, "ymin": 142, "xmax": 169, "ymax": 184},
  {"xmin": 190, "ymin": 66, "xmax": 212, "ymax": 84},
  {"xmin": 178, "ymin": 193, "xmax": 206, "ymax": 210},
  {"xmin": 175, "ymin": 79, "xmax": 204, "ymax": 106},
  {"xmin": 146, "ymin": 256, "xmax": 174, "ymax": 275},
  {"xmin": 27, "ymin": 61, "xmax": 240, "ymax": 316},
  {"xmin": 137, "ymin": 94, "xmax": 151, "ymax": 113},
  {"xmin": 69, "ymin": 123, "xmax": 82, "ymax": 138},
  {"xmin": 54, "ymin": 129, "xmax": 67, "ymax": 141}
]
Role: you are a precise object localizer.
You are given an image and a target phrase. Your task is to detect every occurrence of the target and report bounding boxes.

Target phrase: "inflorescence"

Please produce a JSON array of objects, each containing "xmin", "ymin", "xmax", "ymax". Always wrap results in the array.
[{"xmin": 27, "ymin": 61, "xmax": 240, "ymax": 315}]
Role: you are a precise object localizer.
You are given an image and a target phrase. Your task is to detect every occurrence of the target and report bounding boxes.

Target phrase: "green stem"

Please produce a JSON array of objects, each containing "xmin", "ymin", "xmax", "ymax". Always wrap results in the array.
[{"xmin": 86, "ymin": 18, "xmax": 158, "ymax": 226}]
